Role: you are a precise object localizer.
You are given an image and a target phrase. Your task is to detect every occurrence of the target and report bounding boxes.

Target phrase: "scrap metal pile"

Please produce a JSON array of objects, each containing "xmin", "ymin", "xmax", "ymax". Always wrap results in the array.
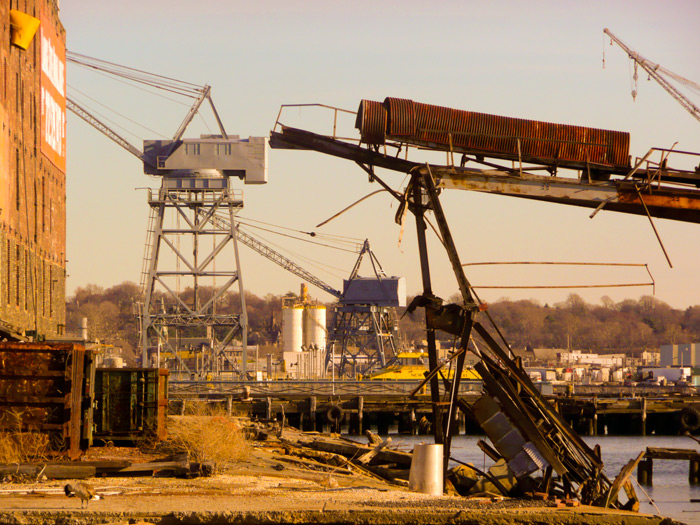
[{"xmin": 267, "ymin": 97, "xmax": 677, "ymax": 508}]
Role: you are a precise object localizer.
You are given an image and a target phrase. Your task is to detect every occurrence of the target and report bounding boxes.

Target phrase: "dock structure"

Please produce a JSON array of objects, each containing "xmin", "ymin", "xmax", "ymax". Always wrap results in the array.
[
  {"xmin": 168, "ymin": 380, "xmax": 700, "ymax": 437},
  {"xmin": 637, "ymin": 447, "xmax": 700, "ymax": 486}
]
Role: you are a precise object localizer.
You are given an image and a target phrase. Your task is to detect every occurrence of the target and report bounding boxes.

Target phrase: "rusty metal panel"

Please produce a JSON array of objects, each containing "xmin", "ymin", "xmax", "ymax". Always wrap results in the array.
[
  {"xmin": 93, "ymin": 368, "xmax": 169, "ymax": 443},
  {"xmin": 0, "ymin": 342, "xmax": 92, "ymax": 459},
  {"xmin": 357, "ymin": 98, "xmax": 631, "ymax": 172},
  {"xmin": 356, "ymin": 99, "xmax": 386, "ymax": 144}
]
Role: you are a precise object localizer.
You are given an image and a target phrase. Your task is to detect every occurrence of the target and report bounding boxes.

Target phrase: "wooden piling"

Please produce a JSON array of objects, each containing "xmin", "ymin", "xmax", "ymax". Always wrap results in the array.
[
  {"xmin": 457, "ymin": 411, "xmax": 465, "ymax": 436},
  {"xmin": 641, "ymin": 397, "xmax": 647, "ymax": 437},
  {"xmin": 690, "ymin": 459, "xmax": 700, "ymax": 485},
  {"xmin": 592, "ymin": 397, "xmax": 598, "ymax": 436},
  {"xmin": 377, "ymin": 412, "xmax": 390, "ymax": 435},
  {"xmin": 309, "ymin": 396, "xmax": 317, "ymax": 432},
  {"xmin": 357, "ymin": 396, "xmax": 364, "ymax": 434},
  {"xmin": 637, "ymin": 457, "xmax": 652, "ymax": 486}
]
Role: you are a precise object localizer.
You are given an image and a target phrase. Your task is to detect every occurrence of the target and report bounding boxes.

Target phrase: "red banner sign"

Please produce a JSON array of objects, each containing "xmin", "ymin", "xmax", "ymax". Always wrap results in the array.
[{"xmin": 40, "ymin": 20, "xmax": 66, "ymax": 173}]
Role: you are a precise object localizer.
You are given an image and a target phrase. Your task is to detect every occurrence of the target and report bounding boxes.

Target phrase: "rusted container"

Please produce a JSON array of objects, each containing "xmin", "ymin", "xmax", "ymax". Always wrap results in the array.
[
  {"xmin": 0, "ymin": 342, "xmax": 94, "ymax": 460},
  {"xmin": 357, "ymin": 97, "xmax": 631, "ymax": 173},
  {"xmin": 93, "ymin": 368, "xmax": 169, "ymax": 443}
]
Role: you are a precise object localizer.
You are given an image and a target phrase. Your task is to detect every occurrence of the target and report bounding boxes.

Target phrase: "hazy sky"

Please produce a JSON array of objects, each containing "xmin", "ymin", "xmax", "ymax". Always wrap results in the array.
[{"xmin": 60, "ymin": 1, "xmax": 700, "ymax": 309}]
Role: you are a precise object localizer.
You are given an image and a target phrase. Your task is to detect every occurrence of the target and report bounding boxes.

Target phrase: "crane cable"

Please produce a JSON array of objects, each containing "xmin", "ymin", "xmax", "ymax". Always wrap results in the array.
[
  {"xmin": 66, "ymin": 51, "xmax": 202, "ymax": 97},
  {"xmin": 236, "ymin": 216, "xmax": 362, "ymax": 247},
  {"xmin": 236, "ymin": 224, "xmax": 350, "ymax": 280}
]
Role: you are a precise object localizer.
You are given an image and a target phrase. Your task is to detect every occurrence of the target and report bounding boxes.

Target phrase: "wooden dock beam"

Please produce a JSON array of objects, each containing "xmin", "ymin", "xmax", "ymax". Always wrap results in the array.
[{"xmin": 638, "ymin": 447, "xmax": 700, "ymax": 486}]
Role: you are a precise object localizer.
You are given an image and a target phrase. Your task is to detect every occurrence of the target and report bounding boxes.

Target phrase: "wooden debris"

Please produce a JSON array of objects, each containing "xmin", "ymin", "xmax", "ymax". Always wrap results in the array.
[
  {"xmin": 365, "ymin": 429, "xmax": 382, "ymax": 446},
  {"xmin": 357, "ymin": 437, "xmax": 393, "ymax": 465},
  {"xmin": 0, "ymin": 463, "xmax": 96, "ymax": 480}
]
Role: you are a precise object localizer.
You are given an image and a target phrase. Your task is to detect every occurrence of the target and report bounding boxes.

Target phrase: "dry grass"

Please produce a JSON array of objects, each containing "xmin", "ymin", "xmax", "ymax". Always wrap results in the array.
[
  {"xmin": 0, "ymin": 431, "xmax": 51, "ymax": 463},
  {"xmin": 0, "ymin": 409, "xmax": 52, "ymax": 463},
  {"xmin": 162, "ymin": 404, "xmax": 248, "ymax": 470}
]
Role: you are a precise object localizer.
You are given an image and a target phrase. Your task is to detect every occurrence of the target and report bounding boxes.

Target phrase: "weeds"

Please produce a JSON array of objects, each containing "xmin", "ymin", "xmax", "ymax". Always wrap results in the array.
[
  {"xmin": 0, "ymin": 410, "xmax": 51, "ymax": 463},
  {"xmin": 161, "ymin": 404, "xmax": 248, "ymax": 471}
]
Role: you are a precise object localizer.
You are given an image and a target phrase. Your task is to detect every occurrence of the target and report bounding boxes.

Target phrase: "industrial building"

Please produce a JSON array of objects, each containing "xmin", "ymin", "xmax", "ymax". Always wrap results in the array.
[
  {"xmin": 660, "ymin": 343, "xmax": 700, "ymax": 367},
  {"xmin": 1, "ymin": 1, "xmax": 66, "ymax": 341}
]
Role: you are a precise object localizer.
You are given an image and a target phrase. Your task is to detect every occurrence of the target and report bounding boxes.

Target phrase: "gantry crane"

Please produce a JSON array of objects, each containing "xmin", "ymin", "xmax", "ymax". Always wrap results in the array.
[
  {"xmin": 207, "ymin": 207, "xmax": 402, "ymax": 375},
  {"xmin": 67, "ymin": 52, "xmax": 266, "ymax": 377},
  {"xmin": 604, "ymin": 28, "xmax": 700, "ymax": 125}
]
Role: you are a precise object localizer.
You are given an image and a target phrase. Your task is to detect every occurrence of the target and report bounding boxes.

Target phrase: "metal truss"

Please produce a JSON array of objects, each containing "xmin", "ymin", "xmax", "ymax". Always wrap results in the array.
[
  {"xmin": 328, "ymin": 304, "xmax": 398, "ymax": 377},
  {"xmin": 139, "ymin": 180, "xmax": 248, "ymax": 377}
]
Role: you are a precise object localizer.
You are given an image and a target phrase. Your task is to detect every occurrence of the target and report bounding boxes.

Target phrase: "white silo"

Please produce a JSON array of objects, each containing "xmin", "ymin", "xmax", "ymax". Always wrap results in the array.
[
  {"xmin": 303, "ymin": 305, "xmax": 327, "ymax": 350},
  {"xmin": 282, "ymin": 305, "xmax": 304, "ymax": 352}
]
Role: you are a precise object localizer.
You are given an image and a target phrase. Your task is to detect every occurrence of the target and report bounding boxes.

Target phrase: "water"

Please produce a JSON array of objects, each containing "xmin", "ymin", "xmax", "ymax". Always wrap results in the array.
[{"xmin": 385, "ymin": 434, "xmax": 700, "ymax": 525}]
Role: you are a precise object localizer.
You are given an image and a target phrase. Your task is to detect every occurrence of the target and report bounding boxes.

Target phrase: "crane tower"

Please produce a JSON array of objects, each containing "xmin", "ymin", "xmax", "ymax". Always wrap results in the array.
[{"xmin": 65, "ymin": 54, "xmax": 267, "ymax": 377}]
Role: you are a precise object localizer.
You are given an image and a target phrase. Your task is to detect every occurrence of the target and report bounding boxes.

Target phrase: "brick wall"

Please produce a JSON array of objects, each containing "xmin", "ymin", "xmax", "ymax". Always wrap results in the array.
[{"xmin": 0, "ymin": 0, "xmax": 66, "ymax": 339}]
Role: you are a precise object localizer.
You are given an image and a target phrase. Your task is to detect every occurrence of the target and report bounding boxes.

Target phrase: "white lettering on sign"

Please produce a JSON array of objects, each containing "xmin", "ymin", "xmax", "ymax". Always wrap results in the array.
[
  {"xmin": 41, "ymin": 30, "xmax": 65, "ymax": 96},
  {"xmin": 42, "ymin": 86, "xmax": 65, "ymax": 156}
]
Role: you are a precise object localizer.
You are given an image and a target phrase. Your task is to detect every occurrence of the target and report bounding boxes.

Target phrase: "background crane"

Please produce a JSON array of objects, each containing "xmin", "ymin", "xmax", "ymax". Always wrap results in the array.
[
  {"xmin": 67, "ymin": 53, "xmax": 404, "ymax": 378},
  {"xmin": 604, "ymin": 28, "xmax": 700, "ymax": 125}
]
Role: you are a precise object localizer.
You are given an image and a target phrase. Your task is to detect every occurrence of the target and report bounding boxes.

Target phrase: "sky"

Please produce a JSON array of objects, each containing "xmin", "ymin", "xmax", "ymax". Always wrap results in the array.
[{"xmin": 59, "ymin": 0, "xmax": 700, "ymax": 310}]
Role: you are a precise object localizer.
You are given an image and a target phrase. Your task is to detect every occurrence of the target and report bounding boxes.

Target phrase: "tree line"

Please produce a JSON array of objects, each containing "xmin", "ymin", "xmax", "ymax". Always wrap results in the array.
[{"xmin": 66, "ymin": 282, "xmax": 700, "ymax": 364}]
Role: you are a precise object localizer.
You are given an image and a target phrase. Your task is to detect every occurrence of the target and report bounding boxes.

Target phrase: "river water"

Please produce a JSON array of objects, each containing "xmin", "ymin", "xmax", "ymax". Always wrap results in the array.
[{"xmin": 384, "ymin": 434, "xmax": 700, "ymax": 525}]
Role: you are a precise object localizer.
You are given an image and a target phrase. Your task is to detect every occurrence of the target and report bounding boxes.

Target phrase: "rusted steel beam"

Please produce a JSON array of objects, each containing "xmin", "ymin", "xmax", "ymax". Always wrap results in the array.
[
  {"xmin": 270, "ymin": 127, "xmax": 418, "ymax": 173},
  {"xmin": 410, "ymin": 179, "xmax": 445, "ymax": 450},
  {"xmin": 270, "ymin": 125, "xmax": 700, "ymax": 224},
  {"xmin": 357, "ymin": 98, "xmax": 631, "ymax": 174},
  {"xmin": 432, "ymin": 167, "xmax": 700, "ymax": 223}
]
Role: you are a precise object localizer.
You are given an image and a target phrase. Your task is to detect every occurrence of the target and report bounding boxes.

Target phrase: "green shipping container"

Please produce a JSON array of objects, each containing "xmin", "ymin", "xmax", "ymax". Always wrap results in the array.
[{"xmin": 93, "ymin": 368, "xmax": 168, "ymax": 443}]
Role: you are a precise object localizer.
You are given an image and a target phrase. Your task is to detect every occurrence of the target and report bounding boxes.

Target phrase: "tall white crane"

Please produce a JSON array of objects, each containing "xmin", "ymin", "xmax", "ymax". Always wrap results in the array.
[{"xmin": 604, "ymin": 28, "xmax": 700, "ymax": 125}]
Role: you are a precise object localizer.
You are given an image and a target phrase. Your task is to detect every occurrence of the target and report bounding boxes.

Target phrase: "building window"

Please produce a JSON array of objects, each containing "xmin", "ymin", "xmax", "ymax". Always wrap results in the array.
[
  {"xmin": 24, "ymin": 249, "xmax": 28, "ymax": 311},
  {"xmin": 42, "ymin": 177, "xmax": 46, "ymax": 232},
  {"xmin": 42, "ymin": 260, "xmax": 45, "ymax": 317},
  {"xmin": 49, "ymin": 267, "xmax": 53, "ymax": 317},
  {"xmin": 34, "ymin": 181, "xmax": 38, "ymax": 242},
  {"xmin": 15, "ymin": 245, "xmax": 20, "ymax": 307},
  {"xmin": 217, "ymin": 143, "xmax": 232, "ymax": 156},
  {"xmin": 5, "ymin": 241, "xmax": 10, "ymax": 305},
  {"xmin": 15, "ymin": 149, "xmax": 20, "ymax": 211}
]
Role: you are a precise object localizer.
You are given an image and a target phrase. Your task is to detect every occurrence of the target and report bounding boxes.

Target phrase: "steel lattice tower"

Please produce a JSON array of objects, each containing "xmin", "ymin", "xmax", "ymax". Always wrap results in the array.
[{"xmin": 139, "ymin": 176, "xmax": 248, "ymax": 378}]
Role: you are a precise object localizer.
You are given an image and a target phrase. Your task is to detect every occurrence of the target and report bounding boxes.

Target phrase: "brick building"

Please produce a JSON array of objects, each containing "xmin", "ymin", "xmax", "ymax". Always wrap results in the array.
[{"xmin": 0, "ymin": 0, "xmax": 66, "ymax": 340}]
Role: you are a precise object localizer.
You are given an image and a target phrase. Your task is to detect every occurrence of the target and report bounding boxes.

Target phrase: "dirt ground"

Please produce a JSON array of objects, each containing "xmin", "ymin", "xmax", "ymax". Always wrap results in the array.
[{"xmin": 0, "ymin": 445, "xmax": 682, "ymax": 525}]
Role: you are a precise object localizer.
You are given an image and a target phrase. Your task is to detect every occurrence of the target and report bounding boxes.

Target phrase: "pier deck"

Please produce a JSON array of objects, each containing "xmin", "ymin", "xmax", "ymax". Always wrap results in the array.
[{"xmin": 166, "ymin": 380, "xmax": 700, "ymax": 437}]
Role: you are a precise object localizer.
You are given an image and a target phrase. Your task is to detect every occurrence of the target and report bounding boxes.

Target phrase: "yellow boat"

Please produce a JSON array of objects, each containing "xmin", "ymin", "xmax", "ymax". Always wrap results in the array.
[{"xmin": 365, "ymin": 351, "xmax": 481, "ymax": 381}]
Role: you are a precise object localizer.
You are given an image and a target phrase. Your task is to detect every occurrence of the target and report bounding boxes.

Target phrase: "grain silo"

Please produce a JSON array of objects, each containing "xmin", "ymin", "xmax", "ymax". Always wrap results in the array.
[
  {"xmin": 282, "ymin": 305, "xmax": 304, "ymax": 353},
  {"xmin": 303, "ymin": 305, "xmax": 327, "ymax": 350}
]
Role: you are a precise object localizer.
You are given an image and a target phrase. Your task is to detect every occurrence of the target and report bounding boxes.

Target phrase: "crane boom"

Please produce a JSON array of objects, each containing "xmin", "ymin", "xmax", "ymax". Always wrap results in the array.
[
  {"xmin": 235, "ymin": 225, "xmax": 343, "ymax": 299},
  {"xmin": 67, "ymin": 96, "xmax": 152, "ymax": 166},
  {"xmin": 204, "ymin": 211, "xmax": 342, "ymax": 299},
  {"xmin": 604, "ymin": 28, "xmax": 700, "ymax": 124}
]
